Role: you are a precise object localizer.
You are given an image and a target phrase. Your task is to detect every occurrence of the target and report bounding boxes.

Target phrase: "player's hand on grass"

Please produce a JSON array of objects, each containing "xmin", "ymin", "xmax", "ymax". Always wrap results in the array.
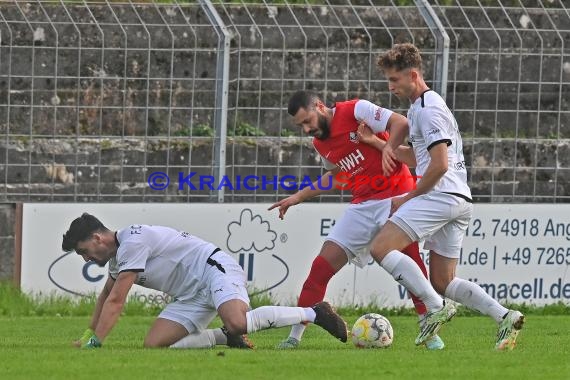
[
  {"xmin": 82, "ymin": 335, "xmax": 102, "ymax": 349},
  {"xmin": 73, "ymin": 328, "xmax": 101, "ymax": 348},
  {"xmin": 268, "ymin": 194, "xmax": 302, "ymax": 220}
]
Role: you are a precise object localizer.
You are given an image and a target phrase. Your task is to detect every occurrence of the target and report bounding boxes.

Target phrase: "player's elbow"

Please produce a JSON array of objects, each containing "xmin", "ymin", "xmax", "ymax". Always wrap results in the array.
[
  {"xmin": 390, "ymin": 113, "xmax": 408, "ymax": 131},
  {"xmin": 426, "ymin": 162, "xmax": 447, "ymax": 181},
  {"xmin": 436, "ymin": 164, "xmax": 448, "ymax": 178}
]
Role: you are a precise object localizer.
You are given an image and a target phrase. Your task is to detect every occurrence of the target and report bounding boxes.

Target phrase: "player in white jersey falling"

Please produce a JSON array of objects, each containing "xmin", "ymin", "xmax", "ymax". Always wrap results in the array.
[
  {"xmin": 369, "ymin": 43, "xmax": 524, "ymax": 350},
  {"xmin": 62, "ymin": 213, "xmax": 348, "ymax": 349}
]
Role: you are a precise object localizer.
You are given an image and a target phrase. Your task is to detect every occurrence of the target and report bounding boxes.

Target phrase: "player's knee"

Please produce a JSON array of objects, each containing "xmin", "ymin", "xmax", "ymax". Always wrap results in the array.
[
  {"xmin": 223, "ymin": 320, "xmax": 247, "ymax": 336},
  {"xmin": 143, "ymin": 336, "xmax": 167, "ymax": 348},
  {"xmin": 369, "ymin": 245, "xmax": 388, "ymax": 263},
  {"xmin": 218, "ymin": 299, "xmax": 249, "ymax": 335},
  {"xmin": 369, "ymin": 236, "xmax": 393, "ymax": 261},
  {"xmin": 221, "ymin": 314, "xmax": 247, "ymax": 335}
]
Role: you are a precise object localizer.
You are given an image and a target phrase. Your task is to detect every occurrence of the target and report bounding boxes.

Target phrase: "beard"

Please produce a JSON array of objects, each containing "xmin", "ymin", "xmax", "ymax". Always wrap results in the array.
[
  {"xmin": 313, "ymin": 113, "xmax": 331, "ymax": 140},
  {"xmin": 91, "ymin": 257, "xmax": 109, "ymax": 267}
]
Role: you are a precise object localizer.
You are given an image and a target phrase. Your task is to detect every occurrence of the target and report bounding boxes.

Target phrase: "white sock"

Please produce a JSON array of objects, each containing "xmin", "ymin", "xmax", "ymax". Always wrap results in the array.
[
  {"xmin": 170, "ymin": 329, "xmax": 217, "ymax": 348},
  {"xmin": 445, "ymin": 277, "xmax": 508, "ymax": 323},
  {"xmin": 289, "ymin": 324, "xmax": 307, "ymax": 341},
  {"xmin": 380, "ymin": 250, "xmax": 444, "ymax": 311},
  {"xmin": 212, "ymin": 328, "xmax": 227, "ymax": 345},
  {"xmin": 418, "ymin": 313, "xmax": 426, "ymax": 324},
  {"xmin": 246, "ymin": 306, "xmax": 309, "ymax": 334}
]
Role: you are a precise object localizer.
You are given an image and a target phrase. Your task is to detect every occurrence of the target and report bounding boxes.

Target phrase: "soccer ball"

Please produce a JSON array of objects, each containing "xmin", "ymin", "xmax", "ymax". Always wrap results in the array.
[{"xmin": 351, "ymin": 313, "xmax": 393, "ymax": 348}]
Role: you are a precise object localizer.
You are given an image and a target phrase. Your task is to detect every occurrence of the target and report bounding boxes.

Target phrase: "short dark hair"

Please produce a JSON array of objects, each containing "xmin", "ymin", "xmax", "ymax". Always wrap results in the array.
[
  {"xmin": 377, "ymin": 43, "xmax": 423, "ymax": 72},
  {"xmin": 288, "ymin": 90, "xmax": 318, "ymax": 116},
  {"xmin": 62, "ymin": 213, "xmax": 108, "ymax": 252}
]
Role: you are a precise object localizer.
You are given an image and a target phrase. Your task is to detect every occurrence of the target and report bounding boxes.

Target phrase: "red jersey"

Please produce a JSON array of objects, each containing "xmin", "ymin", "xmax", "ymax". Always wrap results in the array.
[{"xmin": 312, "ymin": 99, "xmax": 415, "ymax": 204}]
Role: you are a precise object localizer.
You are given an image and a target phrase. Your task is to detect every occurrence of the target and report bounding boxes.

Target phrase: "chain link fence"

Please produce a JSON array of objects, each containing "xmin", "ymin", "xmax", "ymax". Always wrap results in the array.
[{"xmin": 0, "ymin": 0, "xmax": 568, "ymax": 202}]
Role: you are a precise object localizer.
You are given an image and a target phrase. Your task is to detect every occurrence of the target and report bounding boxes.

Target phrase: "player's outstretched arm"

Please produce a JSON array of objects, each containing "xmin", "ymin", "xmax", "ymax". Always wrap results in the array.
[
  {"xmin": 82, "ymin": 271, "xmax": 137, "ymax": 348},
  {"xmin": 90, "ymin": 276, "xmax": 115, "ymax": 330},
  {"xmin": 268, "ymin": 169, "xmax": 339, "ymax": 219},
  {"xmin": 73, "ymin": 276, "xmax": 114, "ymax": 347}
]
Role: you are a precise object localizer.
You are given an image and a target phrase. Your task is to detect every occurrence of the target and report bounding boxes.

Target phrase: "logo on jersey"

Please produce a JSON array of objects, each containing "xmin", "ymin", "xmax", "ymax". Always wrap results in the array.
[
  {"xmin": 427, "ymin": 128, "xmax": 440, "ymax": 136},
  {"xmin": 454, "ymin": 161, "xmax": 466, "ymax": 170},
  {"xmin": 374, "ymin": 107, "xmax": 382, "ymax": 121},
  {"xmin": 349, "ymin": 131, "xmax": 359, "ymax": 144}
]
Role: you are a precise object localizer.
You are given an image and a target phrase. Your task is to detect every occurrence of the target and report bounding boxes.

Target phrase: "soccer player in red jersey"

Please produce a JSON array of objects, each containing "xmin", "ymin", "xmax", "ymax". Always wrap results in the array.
[{"xmin": 269, "ymin": 90, "xmax": 444, "ymax": 350}]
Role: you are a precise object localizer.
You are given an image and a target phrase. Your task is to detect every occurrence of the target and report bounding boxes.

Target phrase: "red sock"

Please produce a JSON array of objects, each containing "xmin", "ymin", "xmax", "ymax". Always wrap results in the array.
[
  {"xmin": 297, "ymin": 255, "xmax": 337, "ymax": 307},
  {"xmin": 401, "ymin": 242, "xmax": 428, "ymax": 316}
]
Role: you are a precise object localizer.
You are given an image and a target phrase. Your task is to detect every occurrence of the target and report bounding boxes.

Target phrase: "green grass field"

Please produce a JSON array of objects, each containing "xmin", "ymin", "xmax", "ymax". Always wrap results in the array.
[
  {"xmin": 1, "ymin": 284, "xmax": 569, "ymax": 379},
  {"xmin": 1, "ymin": 314, "xmax": 569, "ymax": 380}
]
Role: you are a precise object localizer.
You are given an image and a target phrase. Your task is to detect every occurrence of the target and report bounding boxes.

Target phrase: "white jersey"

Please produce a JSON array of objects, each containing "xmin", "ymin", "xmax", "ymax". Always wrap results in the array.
[
  {"xmin": 108, "ymin": 225, "xmax": 218, "ymax": 301},
  {"xmin": 407, "ymin": 90, "xmax": 471, "ymax": 199}
]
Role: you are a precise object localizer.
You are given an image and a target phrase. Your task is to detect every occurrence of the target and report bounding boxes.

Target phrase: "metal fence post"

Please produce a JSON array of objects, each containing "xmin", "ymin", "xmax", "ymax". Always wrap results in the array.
[
  {"xmin": 414, "ymin": 0, "xmax": 449, "ymax": 101},
  {"xmin": 199, "ymin": 0, "xmax": 230, "ymax": 203}
]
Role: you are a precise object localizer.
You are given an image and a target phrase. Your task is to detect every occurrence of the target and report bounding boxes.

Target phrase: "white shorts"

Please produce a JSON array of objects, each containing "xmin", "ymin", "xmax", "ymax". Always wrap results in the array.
[
  {"xmin": 390, "ymin": 192, "xmax": 473, "ymax": 259},
  {"xmin": 158, "ymin": 251, "xmax": 250, "ymax": 333},
  {"xmin": 326, "ymin": 198, "xmax": 392, "ymax": 268}
]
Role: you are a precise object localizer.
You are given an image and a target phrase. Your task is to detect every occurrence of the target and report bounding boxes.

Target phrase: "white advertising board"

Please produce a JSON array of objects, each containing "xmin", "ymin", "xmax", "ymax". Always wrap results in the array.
[{"xmin": 21, "ymin": 203, "xmax": 570, "ymax": 306}]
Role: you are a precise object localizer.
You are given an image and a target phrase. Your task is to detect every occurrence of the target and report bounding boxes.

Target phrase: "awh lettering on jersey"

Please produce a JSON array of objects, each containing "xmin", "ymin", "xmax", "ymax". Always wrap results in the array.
[
  {"xmin": 337, "ymin": 149, "xmax": 365, "ymax": 172},
  {"xmin": 117, "ymin": 260, "xmax": 128, "ymax": 267}
]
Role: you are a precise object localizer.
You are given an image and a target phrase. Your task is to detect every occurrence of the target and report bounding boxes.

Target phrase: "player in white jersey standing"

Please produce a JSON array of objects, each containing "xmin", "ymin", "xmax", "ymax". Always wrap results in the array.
[
  {"xmin": 369, "ymin": 43, "xmax": 524, "ymax": 350},
  {"xmin": 63, "ymin": 213, "xmax": 348, "ymax": 349}
]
